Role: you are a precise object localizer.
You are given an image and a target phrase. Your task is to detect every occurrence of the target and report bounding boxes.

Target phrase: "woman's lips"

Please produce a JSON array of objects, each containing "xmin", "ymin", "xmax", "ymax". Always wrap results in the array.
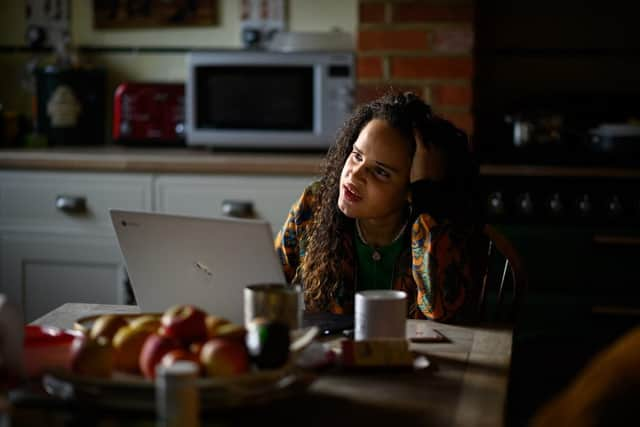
[{"xmin": 342, "ymin": 184, "xmax": 362, "ymax": 202}]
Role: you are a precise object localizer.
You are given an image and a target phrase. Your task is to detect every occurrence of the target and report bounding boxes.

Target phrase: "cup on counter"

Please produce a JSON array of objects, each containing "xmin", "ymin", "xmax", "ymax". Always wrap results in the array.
[
  {"xmin": 243, "ymin": 283, "xmax": 302, "ymax": 330},
  {"xmin": 354, "ymin": 290, "xmax": 407, "ymax": 341}
]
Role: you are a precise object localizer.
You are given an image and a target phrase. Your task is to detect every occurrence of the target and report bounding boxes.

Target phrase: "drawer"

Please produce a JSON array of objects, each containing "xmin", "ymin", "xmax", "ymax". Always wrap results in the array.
[
  {"xmin": 154, "ymin": 174, "xmax": 314, "ymax": 234},
  {"xmin": 0, "ymin": 171, "xmax": 153, "ymax": 233}
]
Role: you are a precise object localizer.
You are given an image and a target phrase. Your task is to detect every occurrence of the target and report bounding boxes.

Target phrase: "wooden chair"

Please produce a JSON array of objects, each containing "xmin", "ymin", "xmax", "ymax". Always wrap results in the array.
[{"xmin": 475, "ymin": 224, "xmax": 528, "ymax": 322}]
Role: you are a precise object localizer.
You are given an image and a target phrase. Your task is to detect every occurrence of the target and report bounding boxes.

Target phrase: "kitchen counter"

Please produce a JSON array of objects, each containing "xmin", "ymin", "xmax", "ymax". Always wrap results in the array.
[
  {"xmin": 0, "ymin": 147, "xmax": 325, "ymax": 175},
  {"xmin": 2, "ymin": 147, "xmax": 640, "ymax": 177}
]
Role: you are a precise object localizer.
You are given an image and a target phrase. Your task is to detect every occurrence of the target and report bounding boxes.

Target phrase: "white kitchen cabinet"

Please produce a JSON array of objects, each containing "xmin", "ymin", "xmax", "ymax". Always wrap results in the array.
[
  {"xmin": 1, "ymin": 232, "xmax": 127, "ymax": 322},
  {"xmin": 154, "ymin": 174, "xmax": 314, "ymax": 235},
  {"xmin": 0, "ymin": 171, "xmax": 153, "ymax": 322},
  {"xmin": 0, "ymin": 169, "xmax": 314, "ymax": 322}
]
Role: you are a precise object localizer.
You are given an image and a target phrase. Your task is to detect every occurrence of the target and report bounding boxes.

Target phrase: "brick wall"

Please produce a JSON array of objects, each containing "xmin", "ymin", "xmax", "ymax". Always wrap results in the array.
[{"xmin": 357, "ymin": 0, "xmax": 475, "ymax": 135}]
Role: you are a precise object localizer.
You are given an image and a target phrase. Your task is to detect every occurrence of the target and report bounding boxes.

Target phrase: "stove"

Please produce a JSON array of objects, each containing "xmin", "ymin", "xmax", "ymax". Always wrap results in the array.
[
  {"xmin": 482, "ymin": 167, "xmax": 640, "ymax": 427},
  {"xmin": 480, "ymin": 170, "xmax": 640, "ymax": 228}
]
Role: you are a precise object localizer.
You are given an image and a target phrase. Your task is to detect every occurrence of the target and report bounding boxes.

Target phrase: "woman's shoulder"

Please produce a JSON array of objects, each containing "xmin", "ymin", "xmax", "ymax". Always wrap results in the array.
[
  {"xmin": 287, "ymin": 180, "xmax": 321, "ymax": 221},
  {"xmin": 298, "ymin": 180, "xmax": 322, "ymax": 204},
  {"xmin": 306, "ymin": 180, "xmax": 322, "ymax": 194}
]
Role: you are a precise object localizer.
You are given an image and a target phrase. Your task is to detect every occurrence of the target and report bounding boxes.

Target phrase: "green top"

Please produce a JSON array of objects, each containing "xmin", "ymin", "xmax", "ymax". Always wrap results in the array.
[{"xmin": 354, "ymin": 228, "xmax": 407, "ymax": 291}]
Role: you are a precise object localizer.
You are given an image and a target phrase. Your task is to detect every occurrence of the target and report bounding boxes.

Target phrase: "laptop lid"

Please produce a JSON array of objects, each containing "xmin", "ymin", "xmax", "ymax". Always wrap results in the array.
[{"xmin": 110, "ymin": 209, "xmax": 286, "ymax": 325}]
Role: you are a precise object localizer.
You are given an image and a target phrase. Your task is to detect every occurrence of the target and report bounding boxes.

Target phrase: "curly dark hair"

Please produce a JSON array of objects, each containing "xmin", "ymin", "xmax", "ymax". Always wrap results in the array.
[{"xmin": 300, "ymin": 91, "xmax": 478, "ymax": 311}]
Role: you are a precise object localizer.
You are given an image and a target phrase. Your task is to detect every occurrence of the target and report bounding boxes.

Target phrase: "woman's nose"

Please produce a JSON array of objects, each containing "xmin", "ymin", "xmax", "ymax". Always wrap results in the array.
[{"xmin": 351, "ymin": 162, "xmax": 367, "ymax": 181}]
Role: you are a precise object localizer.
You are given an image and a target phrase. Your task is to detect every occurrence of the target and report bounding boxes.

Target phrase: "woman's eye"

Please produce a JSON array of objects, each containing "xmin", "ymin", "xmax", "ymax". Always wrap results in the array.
[
  {"xmin": 374, "ymin": 167, "xmax": 390, "ymax": 178},
  {"xmin": 352, "ymin": 151, "xmax": 363, "ymax": 161}
]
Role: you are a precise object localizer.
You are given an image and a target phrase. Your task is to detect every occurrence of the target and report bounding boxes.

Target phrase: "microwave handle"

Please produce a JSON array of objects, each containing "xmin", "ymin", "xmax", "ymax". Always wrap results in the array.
[{"xmin": 221, "ymin": 200, "xmax": 255, "ymax": 219}]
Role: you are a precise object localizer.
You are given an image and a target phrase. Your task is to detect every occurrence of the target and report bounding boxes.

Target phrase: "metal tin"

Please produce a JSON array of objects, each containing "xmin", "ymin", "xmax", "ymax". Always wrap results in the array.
[{"xmin": 243, "ymin": 283, "xmax": 301, "ymax": 330}]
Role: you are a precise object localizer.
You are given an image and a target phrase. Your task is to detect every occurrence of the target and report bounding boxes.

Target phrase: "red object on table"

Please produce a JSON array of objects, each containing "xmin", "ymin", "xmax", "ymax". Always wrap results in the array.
[{"xmin": 23, "ymin": 325, "xmax": 80, "ymax": 378}]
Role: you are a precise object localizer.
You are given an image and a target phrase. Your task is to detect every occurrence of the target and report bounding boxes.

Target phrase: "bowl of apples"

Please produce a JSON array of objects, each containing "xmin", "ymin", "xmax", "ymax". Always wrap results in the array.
[{"xmin": 41, "ymin": 304, "xmax": 318, "ymax": 411}]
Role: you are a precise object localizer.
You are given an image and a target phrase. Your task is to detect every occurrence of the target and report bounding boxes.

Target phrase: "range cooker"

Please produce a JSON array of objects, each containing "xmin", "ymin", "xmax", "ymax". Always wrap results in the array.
[
  {"xmin": 481, "ymin": 169, "xmax": 640, "ymax": 229},
  {"xmin": 481, "ymin": 166, "xmax": 640, "ymax": 426}
]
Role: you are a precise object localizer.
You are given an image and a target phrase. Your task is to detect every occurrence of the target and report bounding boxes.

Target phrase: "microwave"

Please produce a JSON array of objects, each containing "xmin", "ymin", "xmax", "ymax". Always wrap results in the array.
[{"xmin": 185, "ymin": 50, "xmax": 355, "ymax": 150}]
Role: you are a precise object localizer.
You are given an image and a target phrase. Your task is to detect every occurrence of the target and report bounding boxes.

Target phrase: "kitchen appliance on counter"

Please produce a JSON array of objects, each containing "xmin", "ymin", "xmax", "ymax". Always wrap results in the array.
[
  {"xmin": 588, "ymin": 123, "xmax": 640, "ymax": 154},
  {"xmin": 112, "ymin": 82, "xmax": 185, "ymax": 145},
  {"xmin": 186, "ymin": 50, "xmax": 354, "ymax": 150},
  {"xmin": 35, "ymin": 66, "xmax": 106, "ymax": 146}
]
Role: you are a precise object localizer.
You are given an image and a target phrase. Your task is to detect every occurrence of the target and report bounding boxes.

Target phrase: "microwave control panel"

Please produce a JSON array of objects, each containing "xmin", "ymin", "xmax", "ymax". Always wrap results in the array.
[{"xmin": 325, "ymin": 64, "xmax": 354, "ymax": 134}]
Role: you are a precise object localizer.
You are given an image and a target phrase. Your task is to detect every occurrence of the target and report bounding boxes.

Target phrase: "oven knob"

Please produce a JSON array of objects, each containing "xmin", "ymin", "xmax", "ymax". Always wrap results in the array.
[
  {"xmin": 606, "ymin": 195, "xmax": 623, "ymax": 217},
  {"xmin": 487, "ymin": 192, "xmax": 505, "ymax": 216},
  {"xmin": 547, "ymin": 193, "xmax": 564, "ymax": 216},
  {"xmin": 516, "ymin": 192, "xmax": 534, "ymax": 215},
  {"xmin": 577, "ymin": 194, "xmax": 592, "ymax": 216}
]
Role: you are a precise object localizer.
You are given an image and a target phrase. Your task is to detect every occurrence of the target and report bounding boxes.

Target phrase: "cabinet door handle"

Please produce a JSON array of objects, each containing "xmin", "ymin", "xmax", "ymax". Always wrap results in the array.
[
  {"xmin": 221, "ymin": 200, "xmax": 255, "ymax": 218},
  {"xmin": 55, "ymin": 195, "xmax": 87, "ymax": 214}
]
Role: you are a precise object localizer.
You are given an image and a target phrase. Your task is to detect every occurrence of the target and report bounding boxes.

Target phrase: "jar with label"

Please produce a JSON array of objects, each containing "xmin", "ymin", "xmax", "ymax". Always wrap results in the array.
[{"xmin": 34, "ymin": 66, "xmax": 106, "ymax": 146}]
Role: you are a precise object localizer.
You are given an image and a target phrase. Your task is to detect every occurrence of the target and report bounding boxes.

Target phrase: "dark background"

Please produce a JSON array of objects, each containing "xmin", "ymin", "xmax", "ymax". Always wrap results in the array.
[{"xmin": 473, "ymin": 2, "xmax": 640, "ymax": 425}]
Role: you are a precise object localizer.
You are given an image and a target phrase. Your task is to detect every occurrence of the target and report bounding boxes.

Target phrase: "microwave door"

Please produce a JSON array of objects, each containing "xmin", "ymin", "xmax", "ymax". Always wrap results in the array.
[{"xmin": 196, "ymin": 66, "xmax": 314, "ymax": 131}]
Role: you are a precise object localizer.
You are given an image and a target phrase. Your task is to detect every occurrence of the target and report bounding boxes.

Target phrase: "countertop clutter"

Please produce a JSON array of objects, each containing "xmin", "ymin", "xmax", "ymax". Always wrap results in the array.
[{"xmin": 16, "ymin": 303, "xmax": 513, "ymax": 427}]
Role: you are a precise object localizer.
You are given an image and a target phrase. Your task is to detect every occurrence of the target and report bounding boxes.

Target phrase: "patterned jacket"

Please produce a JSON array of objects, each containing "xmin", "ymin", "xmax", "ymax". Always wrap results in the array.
[{"xmin": 274, "ymin": 181, "xmax": 485, "ymax": 321}]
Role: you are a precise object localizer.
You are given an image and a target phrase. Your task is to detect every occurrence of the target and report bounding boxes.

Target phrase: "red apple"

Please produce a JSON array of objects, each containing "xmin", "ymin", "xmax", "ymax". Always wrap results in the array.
[
  {"xmin": 69, "ymin": 334, "xmax": 114, "ymax": 378},
  {"xmin": 138, "ymin": 332, "xmax": 183, "ymax": 379},
  {"xmin": 200, "ymin": 338, "xmax": 250, "ymax": 377},
  {"xmin": 160, "ymin": 348, "xmax": 203, "ymax": 375},
  {"xmin": 160, "ymin": 304, "xmax": 208, "ymax": 345}
]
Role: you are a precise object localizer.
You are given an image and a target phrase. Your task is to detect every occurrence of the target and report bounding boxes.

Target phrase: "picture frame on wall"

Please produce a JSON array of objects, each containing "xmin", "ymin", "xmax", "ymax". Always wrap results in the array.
[{"xmin": 93, "ymin": 0, "xmax": 218, "ymax": 29}]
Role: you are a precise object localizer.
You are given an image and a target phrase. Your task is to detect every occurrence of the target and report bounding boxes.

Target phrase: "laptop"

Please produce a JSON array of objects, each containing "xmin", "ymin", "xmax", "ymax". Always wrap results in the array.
[{"xmin": 110, "ymin": 209, "xmax": 286, "ymax": 325}]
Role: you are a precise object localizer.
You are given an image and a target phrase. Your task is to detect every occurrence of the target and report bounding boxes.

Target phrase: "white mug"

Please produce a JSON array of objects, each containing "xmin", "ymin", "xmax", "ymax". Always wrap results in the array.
[{"xmin": 354, "ymin": 290, "xmax": 407, "ymax": 341}]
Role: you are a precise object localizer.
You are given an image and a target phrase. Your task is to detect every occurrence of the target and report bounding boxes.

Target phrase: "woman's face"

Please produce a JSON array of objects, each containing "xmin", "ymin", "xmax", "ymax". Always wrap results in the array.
[{"xmin": 338, "ymin": 119, "xmax": 412, "ymax": 220}]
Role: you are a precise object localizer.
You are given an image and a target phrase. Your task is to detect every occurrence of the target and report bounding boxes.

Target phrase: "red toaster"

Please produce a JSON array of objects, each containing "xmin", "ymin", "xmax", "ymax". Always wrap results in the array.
[{"xmin": 112, "ymin": 82, "xmax": 185, "ymax": 144}]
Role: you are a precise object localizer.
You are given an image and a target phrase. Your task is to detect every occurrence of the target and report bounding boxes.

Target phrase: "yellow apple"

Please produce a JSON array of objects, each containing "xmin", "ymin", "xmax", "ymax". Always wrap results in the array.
[
  {"xmin": 205, "ymin": 314, "xmax": 230, "ymax": 338},
  {"xmin": 214, "ymin": 323, "xmax": 247, "ymax": 342},
  {"xmin": 89, "ymin": 314, "xmax": 128, "ymax": 343},
  {"xmin": 112, "ymin": 324, "xmax": 154, "ymax": 373},
  {"xmin": 128, "ymin": 314, "xmax": 161, "ymax": 331},
  {"xmin": 69, "ymin": 334, "xmax": 114, "ymax": 378}
]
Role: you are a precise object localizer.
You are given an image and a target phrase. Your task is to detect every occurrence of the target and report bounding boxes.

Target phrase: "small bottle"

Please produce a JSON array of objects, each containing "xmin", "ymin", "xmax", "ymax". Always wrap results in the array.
[{"xmin": 155, "ymin": 361, "xmax": 200, "ymax": 427}]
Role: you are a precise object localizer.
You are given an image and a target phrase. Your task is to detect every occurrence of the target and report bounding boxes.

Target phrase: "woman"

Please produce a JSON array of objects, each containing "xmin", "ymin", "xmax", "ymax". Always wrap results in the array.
[{"xmin": 275, "ymin": 91, "xmax": 484, "ymax": 321}]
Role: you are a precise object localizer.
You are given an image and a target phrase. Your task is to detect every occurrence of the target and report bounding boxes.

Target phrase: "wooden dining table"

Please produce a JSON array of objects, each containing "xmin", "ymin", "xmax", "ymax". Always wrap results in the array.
[{"xmin": 16, "ymin": 303, "xmax": 513, "ymax": 427}]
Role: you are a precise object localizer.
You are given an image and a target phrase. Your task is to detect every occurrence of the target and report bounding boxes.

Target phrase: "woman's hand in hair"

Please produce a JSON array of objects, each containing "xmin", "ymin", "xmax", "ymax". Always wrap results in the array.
[{"xmin": 410, "ymin": 127, "xmax": 446, "ymax": 183}]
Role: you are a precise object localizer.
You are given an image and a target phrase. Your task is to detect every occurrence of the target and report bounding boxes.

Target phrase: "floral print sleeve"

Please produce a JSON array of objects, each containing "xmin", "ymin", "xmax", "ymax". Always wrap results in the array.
[
  {"xmin": 410, "ymin": 179, "xmax": 477, "ymax": 321},
  {"xmin": 274, "ymin": 182, "xmax": 318, "ymax": 284},
  {"xmin": 411, "ymin": 214, "xmax": 474, "ymax": 320}
]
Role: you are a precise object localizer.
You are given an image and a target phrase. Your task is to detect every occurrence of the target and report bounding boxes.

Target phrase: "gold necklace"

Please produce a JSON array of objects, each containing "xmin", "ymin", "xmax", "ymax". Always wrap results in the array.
[{"xmin": 355, "ymin": 218, "xmax": 408, "ymax": 262}]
